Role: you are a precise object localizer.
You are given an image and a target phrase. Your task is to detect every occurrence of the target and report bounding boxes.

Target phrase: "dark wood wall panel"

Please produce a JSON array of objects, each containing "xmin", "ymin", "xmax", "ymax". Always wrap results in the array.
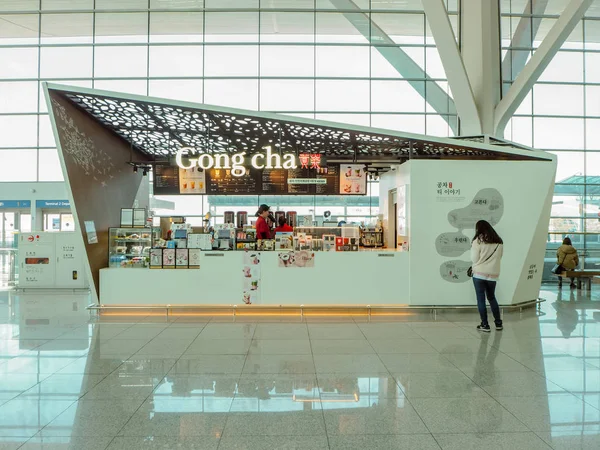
[{"xmin": 48, "ymin": 91, "xmax": 150, "ymax": 301}]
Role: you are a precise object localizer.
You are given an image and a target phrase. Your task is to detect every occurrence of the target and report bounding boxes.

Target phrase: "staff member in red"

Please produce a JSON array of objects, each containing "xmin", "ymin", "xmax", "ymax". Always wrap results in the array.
[
  {"xmin": 255, "ymin": 204, "xmax": 273, "ymax": 240},
  {"xmin": 274, "ymin": 216, "xmax": 293, "ymax": 233}
]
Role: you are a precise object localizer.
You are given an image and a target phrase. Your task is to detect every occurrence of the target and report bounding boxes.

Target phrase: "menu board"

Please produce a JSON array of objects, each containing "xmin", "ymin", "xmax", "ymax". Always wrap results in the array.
[
  {"xmin": 154, "ymin": 166, "xmax": 180, "ymax": 195},
  {"xmin": 206, "ymin": 168, "xmax": 259, "ymax": 194},
  {"xmin": 154, "ymin": 164, "xmax": 364, "ymax": 196}
]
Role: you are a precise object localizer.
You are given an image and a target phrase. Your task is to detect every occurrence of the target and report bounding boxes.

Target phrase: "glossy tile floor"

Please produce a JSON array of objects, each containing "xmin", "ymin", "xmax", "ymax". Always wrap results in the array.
[{"xmin": 0, "ymin": 288, "xmax": 598, "ymax": 449}]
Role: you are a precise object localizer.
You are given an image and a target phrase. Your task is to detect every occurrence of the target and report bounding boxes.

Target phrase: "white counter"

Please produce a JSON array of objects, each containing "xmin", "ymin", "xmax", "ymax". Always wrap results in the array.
[{"xmin": 99, "ymin": 251, "xmax": 410, "ymax": 305}]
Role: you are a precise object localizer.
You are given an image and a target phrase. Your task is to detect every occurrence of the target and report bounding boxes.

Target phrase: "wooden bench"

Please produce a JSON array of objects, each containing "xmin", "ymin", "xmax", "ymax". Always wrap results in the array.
[{"xmin": 559, "ymin": 270, "xmax": 600, "ymax": 290}]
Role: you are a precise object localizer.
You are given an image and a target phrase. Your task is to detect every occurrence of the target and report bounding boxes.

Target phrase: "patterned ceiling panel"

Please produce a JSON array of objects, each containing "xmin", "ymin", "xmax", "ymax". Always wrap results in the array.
[{"xmin": 58, "ymin": 90, "xmax": 540, "ymax": 162}]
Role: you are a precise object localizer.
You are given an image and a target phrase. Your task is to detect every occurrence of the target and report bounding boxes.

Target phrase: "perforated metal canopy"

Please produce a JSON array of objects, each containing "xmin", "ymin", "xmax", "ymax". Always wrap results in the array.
[{"xmin": 46, "ymin": 83, "xmax": 551, "ymax": 164}]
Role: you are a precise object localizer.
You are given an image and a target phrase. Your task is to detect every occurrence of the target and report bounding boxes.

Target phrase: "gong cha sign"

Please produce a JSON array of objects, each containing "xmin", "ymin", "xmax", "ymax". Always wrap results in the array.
[{"xmin": 175, "ymin": 145, "xmax": 297, "ymax": 177}]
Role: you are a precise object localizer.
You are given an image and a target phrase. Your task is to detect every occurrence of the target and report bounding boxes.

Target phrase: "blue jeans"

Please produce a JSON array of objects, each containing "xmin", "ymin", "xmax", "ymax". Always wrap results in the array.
[{"xmin": 473, "ymin": 278, "xmax": 502, "ymax": 326}]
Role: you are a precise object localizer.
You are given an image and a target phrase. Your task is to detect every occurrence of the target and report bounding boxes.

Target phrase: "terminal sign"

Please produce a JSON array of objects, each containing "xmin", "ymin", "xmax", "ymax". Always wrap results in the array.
[{"xmin": 176, "ymin": 145, "xmax": 297, "ymax": 177}]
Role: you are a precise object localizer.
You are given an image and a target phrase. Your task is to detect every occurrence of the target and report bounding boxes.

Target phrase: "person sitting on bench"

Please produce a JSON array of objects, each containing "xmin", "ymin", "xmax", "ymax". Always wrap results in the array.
[{"xmin": 557, "ymin": 237, "xmax": 579, "ymax": 289}]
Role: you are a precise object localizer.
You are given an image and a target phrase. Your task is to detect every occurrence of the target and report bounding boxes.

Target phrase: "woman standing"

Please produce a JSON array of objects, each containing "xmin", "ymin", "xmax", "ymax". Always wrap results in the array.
[
  {"xmin": 556, "ymin": 237, "xmax": 579, "ymax": 289},
  {"xmin": 471, "ymin": 220, "xmax": 504, "ymax": 332}
]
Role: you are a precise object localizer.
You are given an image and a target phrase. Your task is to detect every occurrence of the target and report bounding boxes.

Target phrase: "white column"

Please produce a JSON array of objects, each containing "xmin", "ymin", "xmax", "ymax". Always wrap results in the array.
[{"xmin": 460, "ymin": 0, "xmax": 502, "ymax": 135}]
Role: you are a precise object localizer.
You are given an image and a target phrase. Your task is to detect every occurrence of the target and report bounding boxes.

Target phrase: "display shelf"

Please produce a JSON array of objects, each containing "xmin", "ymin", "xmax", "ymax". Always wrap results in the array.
[{"xmin": 108, "ymin": 227, "xmax": 154, "ymax": 269}]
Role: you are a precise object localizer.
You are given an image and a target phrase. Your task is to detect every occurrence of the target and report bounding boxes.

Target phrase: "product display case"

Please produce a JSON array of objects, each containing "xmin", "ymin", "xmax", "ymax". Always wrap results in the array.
[
  {"xmin": 360, "ymin": 227, "xmax": 384, "ymax": 248},
  {"xmin": 108, "ymin": 227, "xmax": 154, "ymax": 268}
]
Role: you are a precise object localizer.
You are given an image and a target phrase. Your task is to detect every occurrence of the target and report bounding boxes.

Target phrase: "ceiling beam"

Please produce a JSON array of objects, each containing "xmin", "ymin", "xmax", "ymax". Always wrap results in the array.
[
  {"xmin": 495, "ymin": 0, "xmax": 593, "ymax": 135},
  {"xmin": 329, "ymin": 0, "xmax": 458, "ymax": 134},
  {"xmin": 422, "ymin": 0, "xmax": 481, "ymax": 134}
]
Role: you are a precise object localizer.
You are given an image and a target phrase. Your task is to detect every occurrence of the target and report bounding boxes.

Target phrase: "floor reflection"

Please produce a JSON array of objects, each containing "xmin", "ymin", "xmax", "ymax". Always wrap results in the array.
[{"xmin": 0, "ymin": 287, "xmax": 597, "ymax": 449}]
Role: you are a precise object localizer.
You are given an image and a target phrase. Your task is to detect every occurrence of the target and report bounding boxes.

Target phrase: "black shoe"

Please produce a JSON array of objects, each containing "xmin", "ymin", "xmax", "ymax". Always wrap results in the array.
[
  {"xmin": 477, "ymin": 324, "xmax": 491, "ymax": 333},
  {"xmin": 495, "ymin": 323, "xmax": 503, "ymax": 331},
  {"xmin": 570, "ymin": 283, "xmax": 576, "ymax": 289},
  {"xmin": 558, "ymin": 283, "xmax": 562, "ymax": 289}
]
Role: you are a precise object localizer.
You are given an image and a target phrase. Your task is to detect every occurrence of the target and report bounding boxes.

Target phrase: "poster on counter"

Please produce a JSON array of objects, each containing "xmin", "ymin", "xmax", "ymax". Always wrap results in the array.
[
  {"xmin": 188, "ymin": 249, "xmax": 201, "ymax": 268},
  {"xmin": 150, "ymin": 248, "xmax": 163, "ymax": 269},
  {"xmin": 242, "ymin": 251, "xmax": 261, "ymax": 305},
  {"xmin": 175, "ymin": 248, "xmax": 189, "ymax": 269},
  {"xmin": 163, "ymin": 248, "xmax": 175, "ymax": 269},
  {"xmin": 340, "ymin": 164, "xmax": 367, "ymax": 195},
  {"xmin": 278, "ymin": 251, "xmax": 315, "ymax": 268},
  {"xmin": 179, "ymin": 166, "xmax": 207, "ymax": 194}
]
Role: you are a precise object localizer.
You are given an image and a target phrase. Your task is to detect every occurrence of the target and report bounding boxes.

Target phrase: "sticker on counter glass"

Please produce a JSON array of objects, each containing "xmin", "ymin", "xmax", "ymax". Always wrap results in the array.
[
  {"xmin": 278, "ymin": 251, "xmax": 315, "ymax": 268},
  {"xmin": 242, "ymin": 251, "xmax": 261, "ymax": 305}
]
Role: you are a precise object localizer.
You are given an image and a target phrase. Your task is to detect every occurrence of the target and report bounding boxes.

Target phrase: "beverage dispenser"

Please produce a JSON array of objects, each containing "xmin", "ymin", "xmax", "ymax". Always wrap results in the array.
[
  {"xmin": 286, "ymin": 211, "xmax": 297, "ymax": 228},
  {"xmin": 236, "ymin": 211, "xmax": 248, "ymax": 229},
  {"xmin": 224, "ymin": 211, "xmax": 234, "ymax": 225}
]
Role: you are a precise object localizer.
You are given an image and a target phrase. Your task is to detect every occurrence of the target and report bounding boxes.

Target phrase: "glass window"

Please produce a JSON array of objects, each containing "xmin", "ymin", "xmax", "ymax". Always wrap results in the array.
[
  {"xmin": 549, "ymin": 151, "xmax": 585, "ymax": 182},
  {"xmin": 94, "ymin": 46, "xmax": 148, "ymax": 78},
  {"xmin": 371, "ymin": 13, "xmax": 425, "ymax": 45},
  {"xmin": 150, "ymin": 0, "xmax": 204, "ymax": 8},
  {"xmin": 0, "ymin": 47, "xmax": 38, "ymax": 78},
  {"xmin": 0, "ymin": 14, "xmax": 39, "ymax": 45},
  {"xmin": 586, "ymin": 52, "xmax": 600, "ymax": 83},
  {"xmin": 316, "ymin": 80, "xmax": 370, "ymax": 112},
  {"xmin": 586, "ymin": 152, "xmax": 600, "ymax": 180},
  {"xmin": 260, "ymin": 46, "xmax": 314, "ymax": 77},
  {"xmin": 371, "ymin": 114, "xmax": 426, "ymax": 134},
  {"xmin": 149, "ymin": 80, "xmax": 203, "ymax": 104},
  {"xmin": 38, "ymin": 115, "xmax": 56, "ymax": 148},
  {"xmin": 94, "ymin": 79, "xmax": 148, "ymax": 96},
  {"xmin": 204, "ymin": 46, "xmax": 259, "ymax": 76},
  {"xmin": 550, "ymin": 195, "xmax": 581, "ymax": 218},
  {"xmin": 425, "ymin": 48, "xmax": 447, "ymax": 79},
  {"xmin": 534, "ymin": 117, "xmax": 584, "ymax": 150},
  {"xmin": 204, "ymin": 79, "xmax": 258, "ymax": 110},
  {"xmin": 370, "ymin": 0, "xmax": 423, "ymax": 10},
  {"xmin": 586, "ymin": 85, "xmax": 600, "ymax": 116},
  {"xmin": 515, "ymin": 89, "xmax": 532, "ymax": 115},
  {"xmin": 539, "ymin": 51, "xmax": 584, "ymax": 83},
  {"xmin": 96, "ymin": 0, "xmax": 148, "ymax": 9},
  {"xmin": 426, "ymin": 114, "xmax": 452, "ymax": 137},
  {"xmin": 149, "ymin": 46, "xmax": 203, "ymax": 77},
  {"xmin": 205, "ymin": 0, "xmax": 258, "ymax": 7},
  {"xmin": 260, "ymin": 12, "xmax": 314, "ymax": 43},
  {"xmin": 38, "ymin": 148, "xmax": 64, "ymax": 182},
  {"xmin": 371, "ymin": 81, "xmax": 426, "ymax": 113},
  {"xmin": 40, "ymin": 47, "xmax": 93, "ymax": 78},
  {"xmin": 95, "ymin": 13, "xmax": 148, "ymax": 44},
  {"xmin": 205, "ymin": 12, "xmax": 259, "ymax": 43},
  {"xmin": 549, "ymin": 217, "xmax": 582, "ymax": 233},
  {"xmin": 0, "ymin": 81, "xmax": 37, "ymax": 113},
  {"xmin": 316, "ymin": 13, "xmax": 369, "ymax": 44},
  {"xmin": 42, "ymin": 0, "xmax": 94, "ymax": 9},
  {"xmin": 0, "ymin": 1, "xmax": 39, "ymax": 12},
  {"xmin": 316, "ymin": 46, "xmax": 369, "ymax": 78},
  {"xmin": 0, "ymin": 116, "xmax": 37, "ymax": 148},
  {"xmin": 533, "ymin": 84, "xmax": 584, "ymax": 116},
  {"xmin": 149, "ymin": 12, "xmax": 203, "ymax": 43},
  {"xmin": 260, "ymin": 80, "xmax": 314, "ymax": 112},
  {"xmin": 39, "ymin": 80, "xmax": 92, "ymax": 113},
  {"xmin": 586, "ymin": 119, "xmax": 600, "ymax": 150},
  {"xmin": 316, "ymin": 114, "xmax": 370, "ymax": 126},
  {"xmin": 371, "ymin": 46, "xmax": 425, "ymax": 78},
  {"xmin": 41, "ymin": 13, "xmax": 93, "ymax": 44},
  {"xmin": 509, "ymin": 116, "xmax": 533, "ymax": 147},
  {"xmin": 267, "ymin": 0, "xmax": 313, "ymax": 8},
  {"xmin": 0, "ymin": 149, "xmax": 37, "ymax": 182}
]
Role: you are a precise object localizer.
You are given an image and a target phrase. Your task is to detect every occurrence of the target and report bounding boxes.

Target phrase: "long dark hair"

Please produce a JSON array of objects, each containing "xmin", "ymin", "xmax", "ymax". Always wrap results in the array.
[
  {"xmin": 473, "ymin": 220, "xmax": 503, "ymax": 244},
  {"xmin": 563, "ymin": 237, "xmax": 572, "ymax": 246}
]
